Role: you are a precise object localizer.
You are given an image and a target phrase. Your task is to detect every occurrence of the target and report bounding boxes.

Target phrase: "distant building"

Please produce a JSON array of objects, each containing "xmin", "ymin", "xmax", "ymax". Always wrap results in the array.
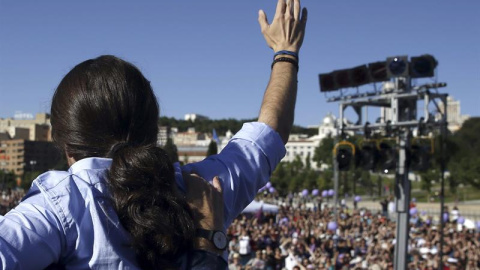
[
  {"xmin": 184, "ymin": 114, "xmax": 209, "ymax": 122},
  {"xmin": 177, "ymin": 146, "xmax": 208, "ymax": 164},
  {"xmin": 173, "ymin": 127, "xmax": 207, "ymax": 146},
  {"xmin": 0, "ymin": 139, "xmax": 61, "ymax": 176},
  {"xmin": 436, "ymin": 96, "xmax": 470, "ymax": 133},
  {"xmin": 0, "ymin": 113, "xmax": 51, "ymax": 141},
  {"xmin": 284, "ymin": 113, "xmax": 339, "ymax": 170}
]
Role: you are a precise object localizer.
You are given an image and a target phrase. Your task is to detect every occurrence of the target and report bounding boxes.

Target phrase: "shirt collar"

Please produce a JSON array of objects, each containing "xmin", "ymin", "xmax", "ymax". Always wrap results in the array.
[{"xmin": 68, "ymin": 157, "xmax": 112, "ymax": 174}]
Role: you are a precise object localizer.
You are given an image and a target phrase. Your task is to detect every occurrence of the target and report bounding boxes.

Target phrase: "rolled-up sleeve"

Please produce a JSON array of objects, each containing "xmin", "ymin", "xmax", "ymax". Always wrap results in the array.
[
  {"xmin": 180, "ymin": 122, "xmax": 286, "ymax": 227},
  {"xmin": 0, "ymin": 189, "xmax": 64, "ymax": 269}
]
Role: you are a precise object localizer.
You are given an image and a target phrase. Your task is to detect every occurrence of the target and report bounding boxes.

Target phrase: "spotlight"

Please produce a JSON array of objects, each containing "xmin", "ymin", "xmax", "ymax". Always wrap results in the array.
[
  {"xmin": 387, "ymin": 56, "xmax": 409, "ymax": 78},
  {"xmin": 410, "ymin": 138, "xmax": 434, "ymax": 171},
  {"xmin": 368, "ymin": 61, "xmax": 388, "ymax": 82},
  {"xmin": 319, "ymin": 72, "xmax": 337, "ymax": 92},
  {"xmin": 334, "ymin": 141, "xmax": 356, "ymax": 171},
  {"xmin": 357, "ymin": 141, "xmax": 379, "ymax": 170},
  {"xmin": 350, "ymin": 65, "xmax": 370, "ymax": 87},
  {"xmin": 410, "ymin": 54, "xmax": 438, "ymax": 78},
  {"xmin": 378, "ymin": 139, "xmax": 396, "ymax": 171},
  {"xmin": 334, "ymin": 69, "xmax": 351, "ymax": 89},
  {"xmin": 337, "ymin": 148, "xmax": 352, "ymax": 171}
]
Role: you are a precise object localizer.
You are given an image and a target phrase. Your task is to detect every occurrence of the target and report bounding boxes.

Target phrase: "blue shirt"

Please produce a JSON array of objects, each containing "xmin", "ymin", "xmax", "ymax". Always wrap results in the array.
[{"xmin": 0, "ymin": 122, "xmax": 285, "ymax": 269}]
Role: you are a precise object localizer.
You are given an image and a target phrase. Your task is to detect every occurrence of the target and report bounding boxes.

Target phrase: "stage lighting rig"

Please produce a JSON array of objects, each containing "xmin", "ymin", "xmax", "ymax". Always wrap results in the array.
[
  {"xmin": 319, "ymin": 72, "xmax": 336, "ymax": 92},
  {"xmin": 357, "ymin": 140, "xmax": 379, "ymax": 171},
  {"xmin": 351, "ymin": 65, "xmax": 370, "ymax": 87},
  {"xmin": 334, "ymin": 141, "xmax": 356, "ymax": 171},
  {"xmin": 368, "ymin": 61, "xmax": 388, "ymax": 83},
  {"xmin": 378, "ymin": 139, "xmax": 397, "ymax": 172},
  {"xmin": 321, "ymin": 53, "xmax": 447, "ymax": 270},
  {"xmin": 409, "ymin": 138, "xmax": 434, "ymax": 171},
  {"xmin": 410, "ymin": 54, "xmax": 438, "ymax": 78},
  {"xmin": 387, "ymin": 56, "xmax": 409, "ymax": 78}
]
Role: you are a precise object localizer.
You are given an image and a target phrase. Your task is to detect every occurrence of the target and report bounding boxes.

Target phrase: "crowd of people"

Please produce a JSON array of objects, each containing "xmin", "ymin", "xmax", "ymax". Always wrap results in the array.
[
  {"xmin": 1, "ymin": 185, "xmax": 480, "ymax": 269},
  {"xmin": 226, "ymin": 194, "xmax": 480, "ymax": 270},
  {"xmin": 0, "ymin": 187, "xmax": 25, "ymax": 215}
]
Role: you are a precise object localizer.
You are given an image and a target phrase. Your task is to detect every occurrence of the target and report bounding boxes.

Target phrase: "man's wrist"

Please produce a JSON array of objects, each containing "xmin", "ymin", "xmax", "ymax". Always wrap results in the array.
[{"xmin": 193, "ymin": 237, "xmax": 224, "ymax": 256}]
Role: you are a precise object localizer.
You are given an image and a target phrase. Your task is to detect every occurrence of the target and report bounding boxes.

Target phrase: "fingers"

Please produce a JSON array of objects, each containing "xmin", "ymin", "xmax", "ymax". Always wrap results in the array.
[
  {"xmin": 293, "ymin": 0, "xmax": 300, "ymax": 21},
  {"xmin": 258, "ymin": 10, "xmax": 269, "ymax": 32},
  {"xmin": 301, "ymin": 7, "xmax": 308, "ymax": 25},
  {"xmin": 274, "ymin": 0, "xmax": 286, "ymax": 19},
  {"xmin": 285, "ymin": 0, "xmax": 293, "ymax": 19}
]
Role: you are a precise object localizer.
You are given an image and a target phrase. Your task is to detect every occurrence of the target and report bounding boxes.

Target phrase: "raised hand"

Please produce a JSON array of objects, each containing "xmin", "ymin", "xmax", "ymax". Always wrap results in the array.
[{"xmin": 258, "ymin": 0, "xmax": 308, "ymax": 53}]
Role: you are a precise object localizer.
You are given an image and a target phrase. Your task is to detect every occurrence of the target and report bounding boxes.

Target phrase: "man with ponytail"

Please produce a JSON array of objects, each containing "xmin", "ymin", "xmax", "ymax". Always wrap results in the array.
[{"xmin": 0, "ymin": 0, "xmax": 307, "ymax": 268}]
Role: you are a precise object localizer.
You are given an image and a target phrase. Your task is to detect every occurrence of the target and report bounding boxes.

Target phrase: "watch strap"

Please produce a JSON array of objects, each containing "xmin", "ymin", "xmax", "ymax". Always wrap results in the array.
[{"xmin": 196, "ymin": 228, "xmax": 215, "ymax": 240}]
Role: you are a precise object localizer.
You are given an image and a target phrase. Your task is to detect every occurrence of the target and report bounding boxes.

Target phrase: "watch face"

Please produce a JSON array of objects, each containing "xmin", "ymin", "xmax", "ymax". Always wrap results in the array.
[{"xmin": 213, "ymin": 231, "xmax": 228, "ymax": 250}]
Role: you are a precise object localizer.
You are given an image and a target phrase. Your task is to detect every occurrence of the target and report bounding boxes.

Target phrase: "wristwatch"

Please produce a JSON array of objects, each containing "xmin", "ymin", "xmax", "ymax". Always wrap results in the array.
[{"xmin": 196, "ymin": 228, "xmax": 228, "ymax": 250}]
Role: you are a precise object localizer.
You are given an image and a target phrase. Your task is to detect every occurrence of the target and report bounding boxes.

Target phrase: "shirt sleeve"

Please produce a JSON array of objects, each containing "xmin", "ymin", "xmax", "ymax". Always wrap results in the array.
[
  {"xmin": 180, "ymin": 122, "xmax": 286, "ymax": 227},
  {"xmin": 0, "ymin": 186, "xmax": 64, "ymax": 269}
]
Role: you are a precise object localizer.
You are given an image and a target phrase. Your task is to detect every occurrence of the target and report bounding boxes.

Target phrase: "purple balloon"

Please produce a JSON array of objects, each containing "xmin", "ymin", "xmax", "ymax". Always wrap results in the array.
[
  {"xmin": 327, "ymin": 221, "xmax": 338, "ymax": 231},
  {"xmin": 312, "ymin": 189, "xmax": 319, "ymax": 196},
  {"xmin": 322, "ymin": 190, "xmax": 328, "ymax": 197},
  {"xmin": 443, "ymin": 213, "xmax": 449, "ymax": 222},
  {"xmin": 280, "ymin": 217, "xmax": 289, "ymax": 225},
  {"xmin": 265, "ymin": 182, "xmax": 272, "ymax": 188},
  {"xmin": 409, "ymin": 207, "xmax": 418, "ymax": 216},
  {"xmin": 457, "ymin": 216, "xmax": 465, "ymax": 225},
  {"xmin": 302, "ymin": 189, "xmax": 309, "ymax": 197},
  {"xmin": 269, "ymin": 187, "xmax": 276, "ymax": 193},
  {"xmin": 421, "ymin": 211, "xmax": 427, "ymax": 216},
  {"xmin": 426, "ymin": 219, "xmax": 431, "ymax": 225},
  {"xmin": 476, "ymin": 221, "xmax": 480, "ymax": 229},
  {"xmin": 328, "ymin": 189, "xmax": 335, "ymax": 197},
  {"xmin": 412, "ymin": 198, "xmax": 416, "ymax": 203},
  {"xmin": 258, "ymin": 187, "xmax": 266, "ymax": 193},
  {"xmin": 354, "ymin": 196, "xmax": 361, "ymax": 202}
]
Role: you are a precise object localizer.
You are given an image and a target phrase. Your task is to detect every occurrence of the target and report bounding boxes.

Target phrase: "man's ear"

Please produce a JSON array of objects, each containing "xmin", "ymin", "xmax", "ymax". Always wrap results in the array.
[{"xmin": 65, "ymin": 150, "xmax": 76, "ymax": 166}]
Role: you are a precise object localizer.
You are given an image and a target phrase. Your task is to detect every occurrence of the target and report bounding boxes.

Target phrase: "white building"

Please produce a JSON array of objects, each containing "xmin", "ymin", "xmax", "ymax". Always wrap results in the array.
[
  {"xmin": 0, "ymin": 113, "xmax": 51, "ymax": 141},
  {"xmin": 436, "ymin": 96, "xmax": 469, "ymax": 133},
  {"xmin": 184, "ymin": 113, "xmax": 209, "ymax": 122},
  {"xmin": 283, "ymin": 113, "xmax": 339, "ymax": 170}
]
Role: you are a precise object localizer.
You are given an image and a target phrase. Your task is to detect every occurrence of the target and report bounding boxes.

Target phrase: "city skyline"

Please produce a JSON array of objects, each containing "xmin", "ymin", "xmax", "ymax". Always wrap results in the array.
[{"xmin": 1, "ymin": 0, "xmax": 479, "ymax": 127}]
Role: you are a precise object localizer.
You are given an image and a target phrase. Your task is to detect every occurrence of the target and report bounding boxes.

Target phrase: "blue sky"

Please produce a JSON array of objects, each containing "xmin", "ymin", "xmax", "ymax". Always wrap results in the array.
[{"xmin": 1, "ymin": 0, "xmax": 479, "ymax": 127}]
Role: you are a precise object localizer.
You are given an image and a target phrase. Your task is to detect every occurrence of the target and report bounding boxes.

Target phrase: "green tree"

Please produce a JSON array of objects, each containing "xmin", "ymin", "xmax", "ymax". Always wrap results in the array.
[
  {"xmin": 448, "ymin": 118, "xmax": 480, "ymax": 189},
  {"xmin": 206, "ymin": 140, "xmax": 218, "ymax": 156},
  {"xmin": 313, "ymin": 136, "xmax": 334, "ymax": 167},
  {"xmin": 0, "ymin": 170, "xmax": 16, "ymax": 189},
  {"xmin": 163, "ymin": 138, "xmax": 179, "ymax": 163}
]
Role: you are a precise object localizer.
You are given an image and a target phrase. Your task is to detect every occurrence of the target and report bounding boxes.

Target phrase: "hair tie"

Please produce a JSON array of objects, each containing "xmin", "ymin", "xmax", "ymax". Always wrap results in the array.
[{"xmin": 107, "ymin": 142, "xmax": 130, "ymax": 158}]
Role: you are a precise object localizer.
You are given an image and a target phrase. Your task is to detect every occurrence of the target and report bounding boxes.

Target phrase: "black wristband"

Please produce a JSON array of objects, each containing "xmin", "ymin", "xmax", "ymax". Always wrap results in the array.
[{"xmin": 271, "ymin": 57, "xmax": 299, "ymax": 72}]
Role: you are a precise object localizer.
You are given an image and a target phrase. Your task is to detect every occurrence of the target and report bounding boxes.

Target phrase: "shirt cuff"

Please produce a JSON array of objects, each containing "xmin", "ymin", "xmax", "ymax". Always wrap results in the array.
[{"xmin": 231, "ymin": 122, "xmax": 286, "ymax": 172}]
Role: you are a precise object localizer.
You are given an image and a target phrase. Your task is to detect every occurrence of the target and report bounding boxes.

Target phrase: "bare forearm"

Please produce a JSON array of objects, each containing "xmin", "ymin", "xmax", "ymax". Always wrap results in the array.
[
  {"xmin": 258, "ymin": 57, "xmax": 297, "ymax": 144},
  {"xmin": 257, "ymin": 0, "xmax": 306, "ymax": 144}
]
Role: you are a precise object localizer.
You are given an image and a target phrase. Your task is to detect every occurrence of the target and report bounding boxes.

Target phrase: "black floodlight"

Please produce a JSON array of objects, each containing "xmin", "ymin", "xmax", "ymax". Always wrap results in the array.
[
  {"xmin": 410, "ymin": 54, "xmax": 438, "ymax": 78},
  {"xmin": 387, "ymin": 56, "xmax": 409, "ymax": 78},
  {"xmin": 334, "ymin": 69, "xmax": 351, "ymax": 89},
  {"xmin": 368, "ymin": 61, "xmax": 388, "ymax": 82},
  {"xmin": 337, "ymin": 148, "xmax": 352, "ymax": 171},
  {"xmin": 334, "ymin": 141, "xmax": 356, "ymax": 171},
  {"xmin": 410, "ymin": 138, "xmax": 434, "ymax": 171},
  {"xmin": 378, "ymin": 140, "xmax": 396, "ymax": 172},
  {"xmin": 358, "ymin": 141, "xmax": 379, "ymax": 170},
  {"xmin": 351, "ymin": 65, "xmax": 370, "ymax": 87},
  {"xmin": 319, "ymin": 72, "xmax": 337, "ymax": 92}
]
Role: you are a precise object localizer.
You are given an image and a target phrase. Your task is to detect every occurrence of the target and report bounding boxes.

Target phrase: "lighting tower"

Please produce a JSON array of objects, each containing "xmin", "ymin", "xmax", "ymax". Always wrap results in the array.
[{"xmin": 319, "ymin": 54, "xmax": 447, "ymax": 270}]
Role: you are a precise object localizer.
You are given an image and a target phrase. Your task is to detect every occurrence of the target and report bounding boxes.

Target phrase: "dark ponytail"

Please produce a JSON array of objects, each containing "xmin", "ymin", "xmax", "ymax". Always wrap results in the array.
[
  {"xmin": 108, "ymin": 144, "xmax": 195, "ymax": 269},
  {"xmin": 51, "ymin": 55, "xmax": 195, "ymax": 268}
]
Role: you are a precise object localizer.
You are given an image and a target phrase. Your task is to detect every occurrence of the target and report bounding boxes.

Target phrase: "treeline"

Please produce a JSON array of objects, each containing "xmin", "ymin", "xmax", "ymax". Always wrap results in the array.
[
  {"xmin": 270, "ymin": 117, "xmax": 480, "ymax": 196},
  {"xmin": 158, "ymin": 116, "xmax": 317, "ymax": 136}
]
